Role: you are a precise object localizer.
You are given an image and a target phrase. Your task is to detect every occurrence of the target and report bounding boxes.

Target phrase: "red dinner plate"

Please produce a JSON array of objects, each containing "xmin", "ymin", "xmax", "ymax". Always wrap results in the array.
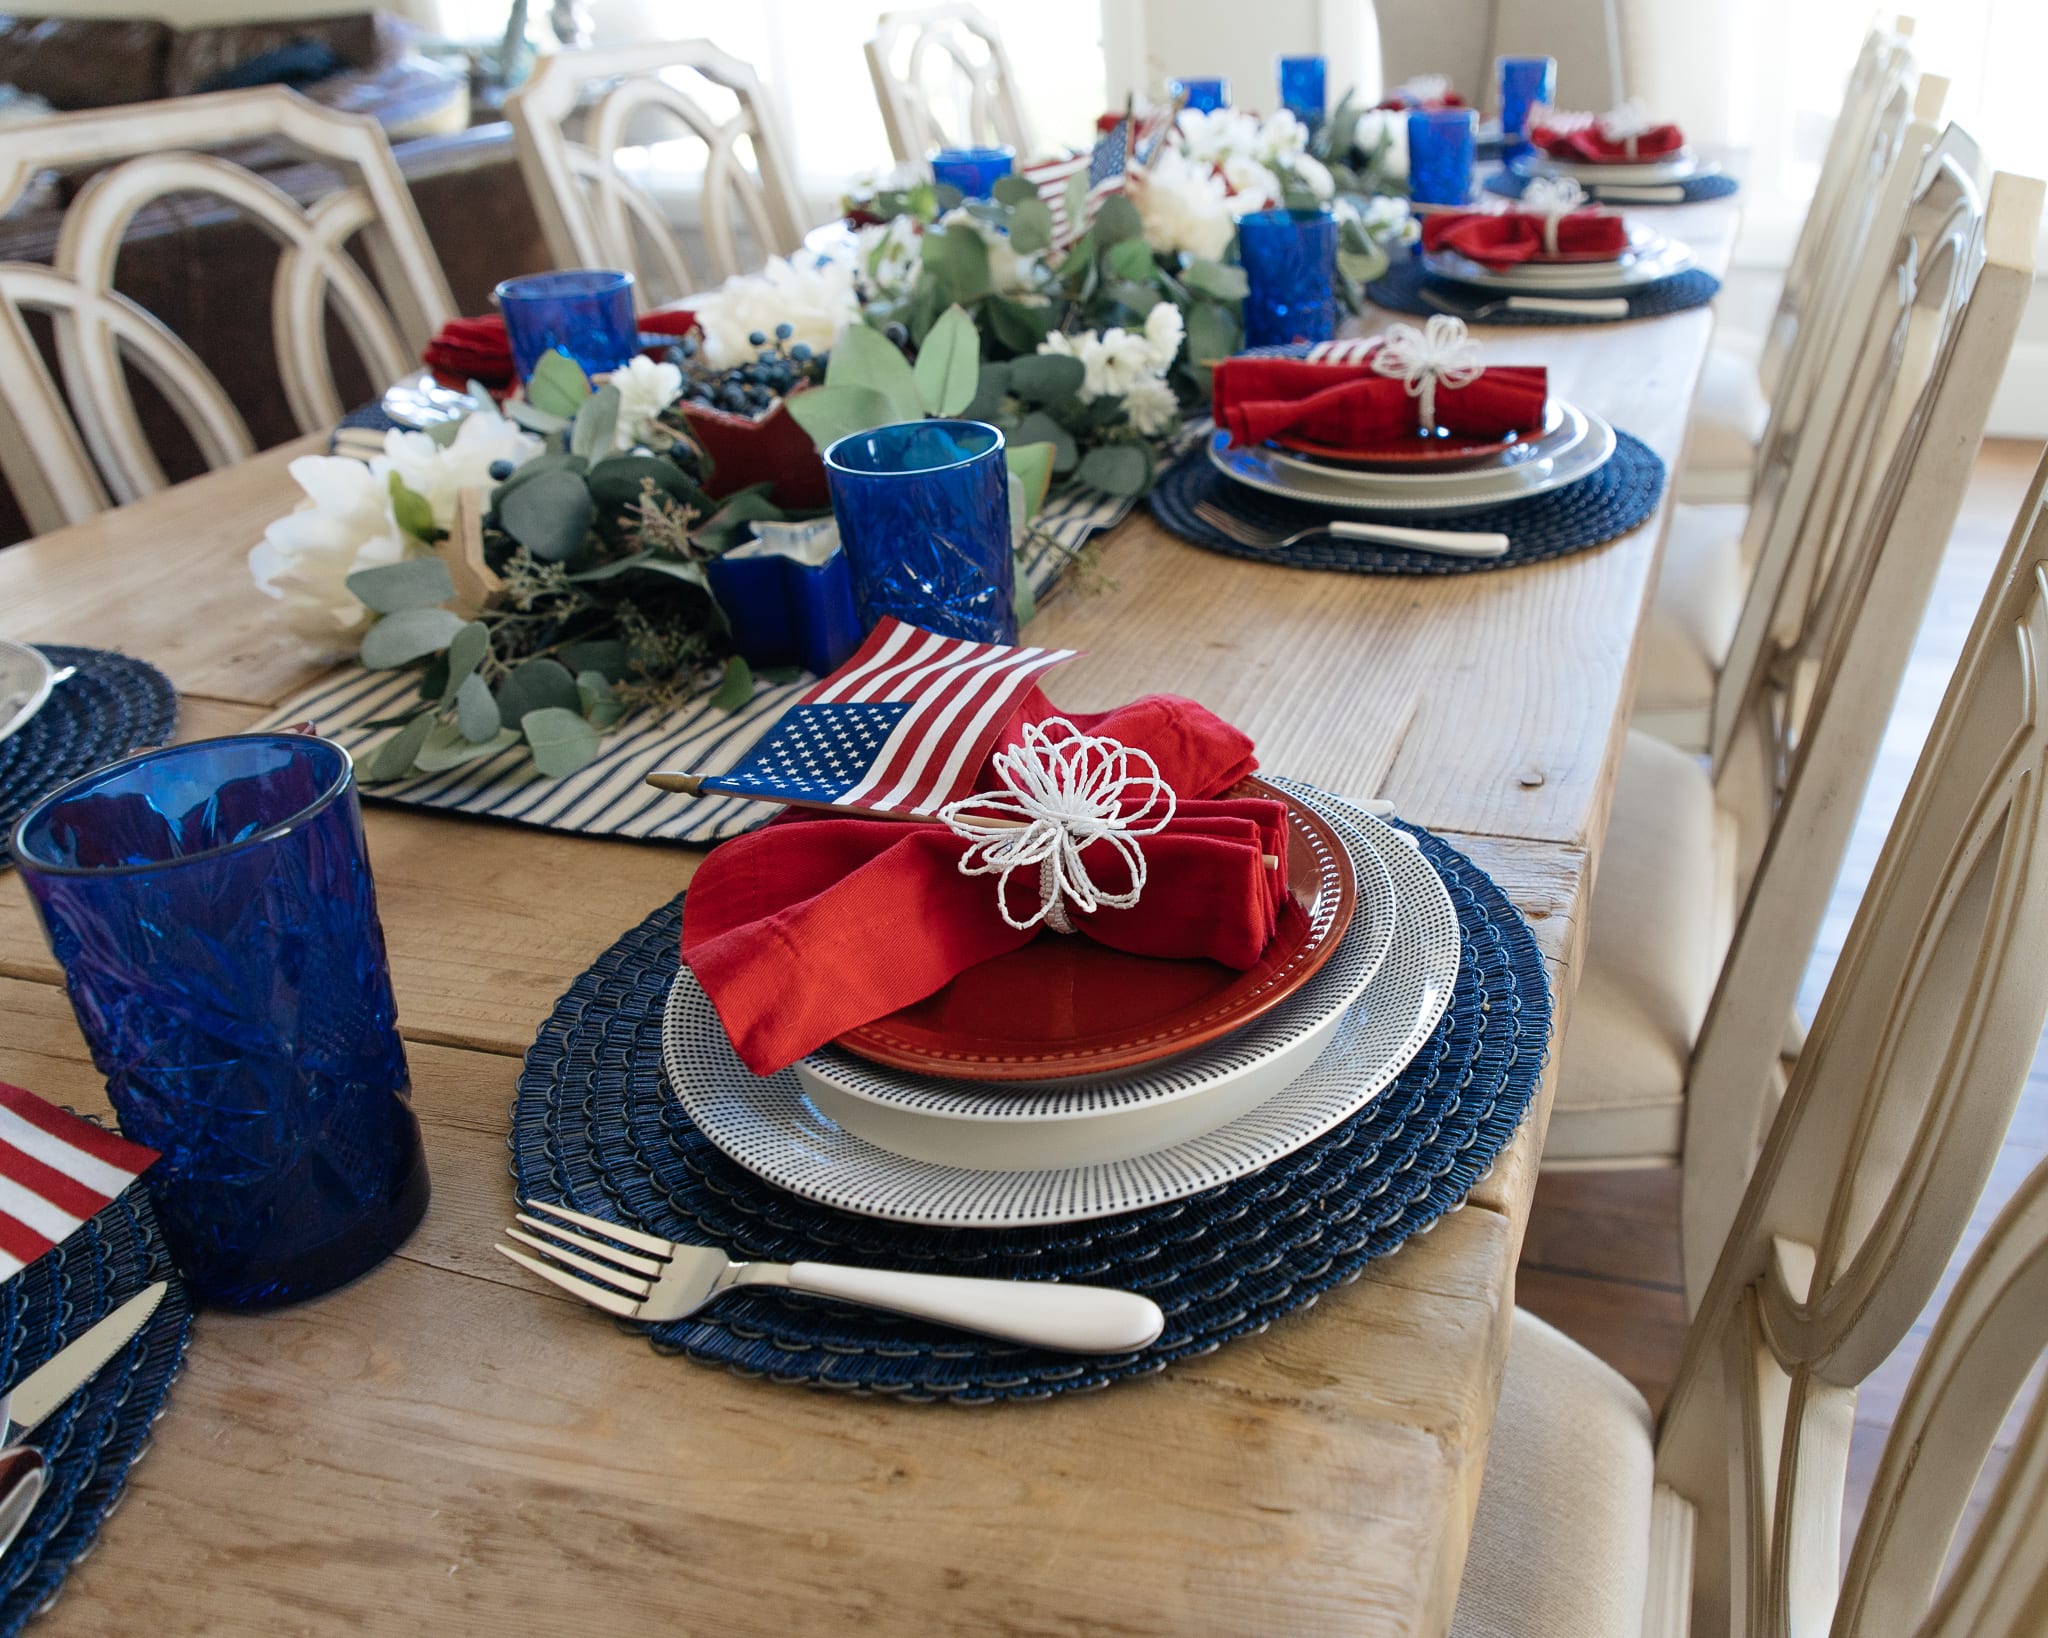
[
  {"xmin": 1271, "ymin": 427, "xmax": 1521, "ymax": 469},
  {"xmin": 834, "ymin": 778, "xmax": 1358, "ymax": 1082}
]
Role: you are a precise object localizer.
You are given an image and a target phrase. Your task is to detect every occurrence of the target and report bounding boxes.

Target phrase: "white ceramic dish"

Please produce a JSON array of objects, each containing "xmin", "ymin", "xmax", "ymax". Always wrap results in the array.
[
  {"xmin": 1262, "ymin": 399, "xmax": 1587, "ymax": 490},
  {"xmin": 664, "ymin": 792, "xmax": 1463, "ymax": 1227},
  {"xmin": 0, "ymin": 640, "xmax": 59, "ymax": 746},
  {"xmin": 1530, "ymin": 149, "xmax": 1712, "ymax": 185},
  {"xmin": 381, "ymin": 370, "xmax": 479, "ymax": 430},
  {"xmin": 1425, "ymin": 236, "xmax": 1695, "ymax": 294}
]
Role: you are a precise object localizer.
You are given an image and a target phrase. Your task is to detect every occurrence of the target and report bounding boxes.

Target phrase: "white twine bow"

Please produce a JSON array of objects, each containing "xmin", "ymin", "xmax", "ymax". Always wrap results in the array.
[
  {"xmin": 1599, "ymin": 97, "xmax": 1655, "ymax": 159},
  {"xmin": 1396, "ymin": 73, "xmax": 1451, "ymax": 107},
  {"xmin": 1369, "ymin": 315, "xmax": 1484, "ymax": 434},
  {"xmin": 1519, "ymin": 175, "xmax": 1587, "ymax": 254},
  {"xmin": 938, "ymin": 718, "xmax": 1176, "ymax": 935},
  {"xmin": 1527, "ymin": 102, "xmax": 1592, "ymax": 134}
]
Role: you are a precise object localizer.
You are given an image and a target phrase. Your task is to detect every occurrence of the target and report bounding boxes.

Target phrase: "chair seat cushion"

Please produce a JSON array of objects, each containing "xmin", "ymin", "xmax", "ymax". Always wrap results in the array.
[
  {"xmin": 1685, "ymin": 337, "xmax": 1769, "ymax": 474},
  {"xmin": 1636, "ymin": 502, "xmax": 1748, "ymax": 730},
  {"xmin": 1452, "ymin": 1311, "xmax": 1656, "ymax": 1638},
  {"xmin": 1547, "ymin": 732, "xmax": 1735, "ymax": 1162}
]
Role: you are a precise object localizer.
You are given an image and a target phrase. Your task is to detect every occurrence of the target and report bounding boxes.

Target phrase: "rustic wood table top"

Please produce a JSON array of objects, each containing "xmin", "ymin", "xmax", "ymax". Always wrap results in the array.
[{"xmin": 0, "ymin": 198, "xmax": 1737, "ymax": 1637}]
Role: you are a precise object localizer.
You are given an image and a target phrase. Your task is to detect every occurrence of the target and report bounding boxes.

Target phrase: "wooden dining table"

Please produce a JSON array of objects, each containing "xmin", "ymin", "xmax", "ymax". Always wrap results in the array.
[{"xmin": 0, "ymin": 195, "xmax": 1736, "ymax": 1636}]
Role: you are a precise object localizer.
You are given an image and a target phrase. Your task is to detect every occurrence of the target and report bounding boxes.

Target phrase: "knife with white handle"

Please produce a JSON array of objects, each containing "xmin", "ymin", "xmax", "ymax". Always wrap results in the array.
[
  {"xmin": 1590, "ymin": 184, "xmax": 1688, "ymax": 204},
  {"xmin": 1328, "ymin": 521, "xmax": 1511, "ymax": 558},
  {"xmin": 1500, "ymin": 294, "xmax": 1634, "ymax": 318},
  {"xmin": 0, "ymin": 1283, "xmax": 167, "ymax": 1444}
]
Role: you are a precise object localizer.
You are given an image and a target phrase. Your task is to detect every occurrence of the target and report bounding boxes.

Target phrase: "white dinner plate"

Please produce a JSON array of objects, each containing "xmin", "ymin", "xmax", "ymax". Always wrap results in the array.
[
  {"xmin": 793, "ymin": 781, "xmax": 1401, "ymax": 1170},
  {"xmin": 1262, "ymin": 399, "xmax": 1587, "ymax": 491},
  {"xmin": 664, "ymin": 791, "xmax": 1463, "ymax": 1227},
  {"xmin": 1424, "ymin": 236, "xmax": 1694, "ymax": 294},
  {"xmin": 1529, "ymin": 149, "xmax": 1712, "ymax": 185},
  {"xmin": 0, "ymin": 639, "xmax": 59, "ymax": 747},
  {"xmin": 1208, "ymin": 408, "xmax": 1617, "ymax": 516},
  {"xmin": 382, "ymin": 370, "xmax": 478, "ymax": 430}
]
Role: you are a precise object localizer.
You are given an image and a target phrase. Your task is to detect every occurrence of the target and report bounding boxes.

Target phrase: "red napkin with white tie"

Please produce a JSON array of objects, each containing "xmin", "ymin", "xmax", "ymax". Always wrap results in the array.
[
  {"xmin": 1532, "ymin": 118, "xmax": 1684, "ymax": 164},
  {"xmin": 1421, "ymin": 208, "xmax": 1628, "ymax": 268},
  {"xmin": 681, "ymin": 693, "xmax": 1286, "ymax": 1076},
  {"xmin": 422, "ymin": 314, "xmax": 514, "ymax": 391},
  {"xmin": 1211, "ymin": 350, "xmax": 1548, "ymax": 449},
  {"xmin": 0, "ymin": 1082, "xmax": 157, "ymax": 1283}
]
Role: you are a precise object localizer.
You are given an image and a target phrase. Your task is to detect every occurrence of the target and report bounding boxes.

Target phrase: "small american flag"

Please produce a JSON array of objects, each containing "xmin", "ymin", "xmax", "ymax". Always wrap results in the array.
[
  {"xmin": 0, "ymin": 1082, "xmax": 156, "ymax": 1282},
  {"xmin": 696, "ymin": 620, "xmax": 1079, "ymax": 816},
  {"xmin": 1022, "ymin": 100, "xmax": 1180, "ymax": 251}
]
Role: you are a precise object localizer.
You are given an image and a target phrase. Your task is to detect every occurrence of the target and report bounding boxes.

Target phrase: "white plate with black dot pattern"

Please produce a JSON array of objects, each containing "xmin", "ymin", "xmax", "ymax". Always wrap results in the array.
[{"xmin": 662, "ymin": 788, "xmax": 1462, "ymax": 1227}]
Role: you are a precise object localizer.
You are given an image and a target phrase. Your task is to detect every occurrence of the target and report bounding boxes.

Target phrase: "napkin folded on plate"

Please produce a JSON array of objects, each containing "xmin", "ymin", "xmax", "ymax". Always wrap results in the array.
[
  {"xmin": 1533, "ymin": 119, "xmax": 1685, "ymax": 165},
  {"xmin": 1211, "ymin": 352, "xmax": 1548, "ymax": 449},
  {"xmin": 422, "ymin": 314, "xmax": 514, "ymax": 391},
  {"xmin": 682, "ymin": 692, "xmax": 1285, "ymax": 1076},
  {"xmin": 1421, "ymin": 208, "xmax": 1628, "ymax": 268}
]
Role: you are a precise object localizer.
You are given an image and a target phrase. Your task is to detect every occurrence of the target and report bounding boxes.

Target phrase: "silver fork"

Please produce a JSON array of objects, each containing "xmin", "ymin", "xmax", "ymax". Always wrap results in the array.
[
  {"xmin": 1193, "ymin": 501, "xmax": 1510, "ymax": 559},
  {"xmin": 498, "ymin": 1199, "xmax": 1165, "ymax": 1353}
]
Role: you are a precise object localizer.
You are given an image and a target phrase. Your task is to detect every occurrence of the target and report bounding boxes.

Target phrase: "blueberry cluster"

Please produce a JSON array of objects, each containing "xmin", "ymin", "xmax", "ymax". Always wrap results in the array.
[{"xmin": 667, "ymin": 322, "xmax": 823, "ymax": 417}]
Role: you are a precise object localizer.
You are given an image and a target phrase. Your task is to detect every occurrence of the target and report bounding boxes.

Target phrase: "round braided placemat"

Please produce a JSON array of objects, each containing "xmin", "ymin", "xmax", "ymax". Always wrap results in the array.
[
  {"xmin": 0, "ymin": 648, "xmax": 178, "ymax": 870},
  {"xmin": 1486, "ymin": 169, "xmax": 1741, "ymax": 205},
  {"xmin": 508, "ymin": 820, "xmax": 1550, "ymax": 1402},
  {"xmin": 0, "ymin": 1186, "xmax": 193, "ymax": 1634},
  {"xmin": 1146, "ymin": 429, "xmax": 1664, "ymax": 575},
  {"xmin": 1366, "ymin": 253, "xmax": 1721, "ymax": 323}
]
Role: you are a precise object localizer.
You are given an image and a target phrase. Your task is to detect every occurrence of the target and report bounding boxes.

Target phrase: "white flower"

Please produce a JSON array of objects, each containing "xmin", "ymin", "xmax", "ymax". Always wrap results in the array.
[
  {"xmin": 935, "ymin": 208, "xmax": 1038, "ymax": 293},
  {"xmin": 248, "ymin": 455, "xmax": 410, "ymax": 651},
  {"xmin": 606, "ymin": 354, "xmax": 684, "ymax": 449},
  {"xmin": 1037, "ymin": 329, "xmax": 1115, "ymax": 400},
  {"xmin": 380, "ymin": 406, "xmax": 541, "ymax": 528},
  {"xmin": 850, "ymin": 215, "xmax": 922, "ymax": 299},
  {"xmin": 1141, "ymin": 302, "xmax": 1185, "ymax": 371},
  {"xmin": 1353, "ymin": 108, "xmax": 1411, "ymax": 181},
  {"xmin": 1285, "ymin": 152, "xmax": 1336, "ymax": 200},
  {"xmin": 1039, "ymin": 312, "xmax": 1181, "ymax": 404},
  {"xmin": 1255, "ymin": 109, "xmax": 1312, "ymax": 163},
  {"xmin": 1176, "ymin": 106, "xmax": 1265, "ymax": 169},
  {"xmin": 1123, "ymin": 375, "xmax": 1180, "ymax": 436},
  {"xmin": 1220, "ymin": 155, "xmax": 1285, "ymax": 214},
  {"xmin": 1357, "ymin": 193, "xmax": 1420, "ymax": 245},
  {"xmin": 694, "ymin": 254, "xmax": 861, "ymax": 369},
  {"xmin": 1135, "ymin": 147, "xmax": 1235, "ymax": 261}
]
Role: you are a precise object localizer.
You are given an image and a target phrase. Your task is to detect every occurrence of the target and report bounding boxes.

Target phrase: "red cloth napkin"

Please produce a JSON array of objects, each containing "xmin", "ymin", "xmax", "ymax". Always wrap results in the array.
[
  {"xmin": 682, "ymin": 692, "xmax": 1283, "ymax": 1075},
  {"xmin": 1421, "ymin": 208, "xmax": 1628, "ymax": 268},
  {"xmin": 637, "ymin": 308, "xmax": 698, "ymax": 339},
  {"xmin": 1211, "ymin": 352, "xmax": 1548, "ymax": 449},
  {"xmin": 422, "ymin": 314, "xmax": 513, "ymax": 391},
  {"xmin": 1532, "ymin": 120, "xmax": 1684, "ymax": 164}
]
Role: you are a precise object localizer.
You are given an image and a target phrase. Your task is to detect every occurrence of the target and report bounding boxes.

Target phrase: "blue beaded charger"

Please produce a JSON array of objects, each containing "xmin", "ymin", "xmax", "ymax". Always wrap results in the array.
[
  {"xmin": 0, "ymin": 648, "xmax": 178, "ymax": 870},
  {"xmin": 508, "ymin": 819, "xmax": 1550, "ymax": 1402},
  {"xmin": 1486, "ymin": 168, "xmax": 1741, "ymax": 205},
  {"xmin": 1368, "ymin": 253, "xmax": 1721, "ymax": 324},
  {"xmin": 0, "ymin": 1185, "xmax": 193, "ymax": 1634}
]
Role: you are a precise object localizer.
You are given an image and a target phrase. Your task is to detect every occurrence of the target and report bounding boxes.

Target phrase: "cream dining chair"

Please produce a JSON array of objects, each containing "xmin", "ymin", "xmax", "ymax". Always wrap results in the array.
[
  {"xmin": 1640, "ymin": 68, "xmax": 1947, "ymax": 750},
  {"xmin": 1548, "ymin": 150, "xmax": 2044, "ymax": 1308},
  {"xmin": 505, "ymin": 41, "xmax": 807, "ymax": 311},
  {"xmin": 1452, "ymin": 447, "xmax": 2048, "ymax": 1635},
  {"xmin": 866, "ymin": 3, "xmax": 1033, "ymax": 167},
  {"xmin": 0, "ymin": 86, "xmax": 454, "ymax": 537}
]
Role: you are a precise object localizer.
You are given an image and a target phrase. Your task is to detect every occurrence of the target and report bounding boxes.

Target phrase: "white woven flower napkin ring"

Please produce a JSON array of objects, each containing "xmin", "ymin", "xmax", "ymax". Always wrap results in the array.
[
  {"xmin": 1519, "ymin": 176, "xmax": 1587, "ymax": 255},
  {"xmin": 939, "ymin": 718, "xmax": 1176, "ymax": 934},
  {"xmin": 1599, "ymin": 97, "xmax": 1655, "ymax": 160},
  {"xmin": 1369, "ymin": 315, "xmax": 1484, "ymax": 434}
]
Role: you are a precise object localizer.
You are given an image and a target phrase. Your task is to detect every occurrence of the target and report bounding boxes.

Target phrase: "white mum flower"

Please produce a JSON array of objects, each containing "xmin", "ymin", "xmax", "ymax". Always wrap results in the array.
[
  {"xmin": 1220, "ymin": 155, "xmax": 1285, "ymax": 214},
  {"xmin": 1287, "ymin": 153, "xmax": 1336, "ymax": 199},
  {"xmin": 1036, "ymin": 329, "xmax": 1116, "ymax": 400},
  {"xmin": 694, "ymin": 254, "xmax": 861, "ymax": 369},
  {"xmin": 1256, "ymin": 109, "xmax": 1311, "ymax": 161},
  {"xmin": 1123, "ymin": 375, "xmax": 1180, "ymax": 436},
  {"xmin": 607, "ymin": 354, "xmax": 684, "ymax": 448},
  {"xmin": 248, "ymin": 455, "xmax": 410, "ymax": 651},
  {"xmin": 1141, "ymin": 302, "xmax": 1185, "ymax": 371},
  {"xmin": 381, "ymin": 407, "xmax": 541, "ymax": 529},
  {"xmin": 1353, "ymin": 108, "xmax": 1411, "ymax": 181},
  {"xmin": 850, "ymin": 215, "xmax": 922, "ymax": 298},
  {"xmin": 1136, "ymin": 147, "xmax": 1235, "ymax": 261},
  {"xmin": 1361, "ymin": 193, "xmax": 1419, "ymax": 244}
]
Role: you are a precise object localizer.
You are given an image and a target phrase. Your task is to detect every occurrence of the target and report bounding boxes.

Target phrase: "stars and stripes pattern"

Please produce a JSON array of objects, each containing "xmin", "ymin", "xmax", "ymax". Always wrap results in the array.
[
  {"xmin": 0, "ymin": 1082, "xmax": 157, "ymax": 1282},
  {"xmin": 695, "ymin": 619, "xmax": 1079, "ymax": 816},
  {"xmin": 1022, "ymin": 100, "xmax": 1181, "ymax": 251}
]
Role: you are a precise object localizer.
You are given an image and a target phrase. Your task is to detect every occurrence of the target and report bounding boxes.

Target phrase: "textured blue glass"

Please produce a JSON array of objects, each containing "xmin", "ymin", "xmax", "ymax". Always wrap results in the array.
[
  {"xmin": 1408, "ymin": 107, "xmax": 1479, "ymax": 206},
  {"xmin": 824, "ymin": 419, "xmax": 1016, "ymax": 643},
  {"xmin": 1278, "ymin": 55, "xmax": 1327, "ymax": 127},
  {"xmin": 1168, "ymin": 76, "xmax": 1228, "ymax": 113},
  {"xmin": 496, "ymin": 269, "xmax": 639, "ymax": 381},
  {"xmin": 1497, "ymin": 56, "xmax": 1556, "ymax": 159},
  {"xmin": 1238, "ymin": 208, "xmax": 1338, "ymax": 348},
  {"xmin": 929, "ymin": 145, "xmax": 1015, "ymax": 198},
  {"xmin": 12, "ymin": 736, "xmax": 428, "ymax": 1310}
]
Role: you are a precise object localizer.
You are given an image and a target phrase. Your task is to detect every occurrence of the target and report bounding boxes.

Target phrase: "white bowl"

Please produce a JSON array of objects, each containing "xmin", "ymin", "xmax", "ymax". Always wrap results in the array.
[{"xmin": 0, "ymin": 640, "xmax": 58, "ymax": 746}]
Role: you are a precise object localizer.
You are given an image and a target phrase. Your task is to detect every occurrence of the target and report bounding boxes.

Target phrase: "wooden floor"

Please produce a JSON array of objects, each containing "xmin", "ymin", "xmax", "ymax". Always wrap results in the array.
[{"xmin": 1521, "ymin": 436, "xmax": 2048, "ymax": 1551}]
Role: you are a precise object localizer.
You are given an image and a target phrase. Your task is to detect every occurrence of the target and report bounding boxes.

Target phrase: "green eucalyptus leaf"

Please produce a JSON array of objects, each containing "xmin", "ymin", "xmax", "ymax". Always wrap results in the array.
[
  {"xmin": 696, "ymin": 488, "xmax": 785, "ymax": 553},
  {"xmin": 914, "ymin": 303, "xmax": 980, "ymax": 417},
  {"xmin": 990, "ymin": 173, "xmax": 1037, "ymax": 207},
  {"xmin": 425, "ymin": 416, "xmax": 465, "ymax": 448},
  {"xmin": 359, "ymin": 606, "xmax": 467, "ymax": 669},
  {"xmin": 557, "ymin": 639, "xmax": 629, "ymax": 682},
  {"xmin": 497, "ymin": 468, "xmax": 595, "ymax": 561},
  {"xmin": 1007, "ymin": 352, "xmax": 1086, "ymax": 406},
  {"xmin": 1006, "ymin": 197, "xmax": 1055, "ymax": 254},
  {"xmin": 785, "ymin": 382, "xmax": 897, "ymax": 451},
  {"xmin": 521, "ymin": 706, "xmax": 602, "ymax": 778},
  {"xmin": 984, "ymin": 295, "xmax": 1053, "ymax": 354},
  {"xmin": 417, "ymin": 655, "xmax": 449, "ymax": 700},
  {"xmin": 1075, "ymin": 442, "xmax": 1152, "ymax": 497},
  {"xmin": 1012, "ymin": 557, "xmax": 1037, "ymax": 626},
  {"xmin": 709, "ymin": 654, "xmax": 754, "ymax": 711},
  {"xmin": 416, "ymin": 721, "xmax": 518, "ymax": 772},
  {"xmin": 1107, "ymin": 236, "xmax": 1157, "ymax": 281},
  {"xmin": 585, "ymin": 453, "xmax": 701, "ymax": 511},
  {"xmin": 526, "ymin": 349, "xmax": 593, "ymax": 418},
  {"xmin": 576, "ymin": 669, "xmax": 626, "ymax": 729},
  {"xmin": 962, "ymin": 357, "xmax": 1013, "ymax": 421},
  {"xmin": 1338, "ymin": 243, "xmax": 1390, "ymax": 285},
  {"xmin": 346, "ymin": 557, "xmax": 454, "ymax": 614},
  {"xmin": 362, "ymin": 710, "xmax": 434, "ymax": 783},
  {"xmin": 566, "ymin": 551, "xmax": 710, "ymax": 590},
  {"xmin": 440, "ymin": 619, "xmax": 490, "ymax": 702},
  {"xmin": 1005, "ymin": 440, "xmax": 1054, "ymax": 516},
  {"xmin": 1014, "ymin": 411, "xmax": 1077, "ymax": 474},
  {"xmin": 825, "ymin": 321, "xmax": 924, "ymax": 422},
  {"xmin": 1091, "ymin": 193, "xmax": 1143, "ymax": 246},
  {"xmin": 455, "ymin": 669, "xmax": 501, "ymax": 740},
  {"xmin": 1185, "ymin": 299, "xmax": 1240, "ymax": 366},
  {"xmin": 922, "ymin": 222, "xmax": 994, "ymax": 305},
  {"xmin": 494, "ymin": 657, "xmax": 581, "ymax": 723},
  {"xmin": 1105, "ymin": 279, "xmax": 1162, "ymax": 318},
  {"xmin": 569, "ymin": 383, "xmax": 621, "ymax": 461},
  {"xmin": 489, "ymin": 451, "xmax": 586, "ymax": 509},
  {"xmin": 1182, "ymin": 259, "xmax": 1250, "ymax": 301},
  {"xmin": 506, "ymin": 399, "xmax": 570, "ymax": 436},
  {"xmin": 387, "ymin": 473, "xmax": 441, "ymax": 543}
]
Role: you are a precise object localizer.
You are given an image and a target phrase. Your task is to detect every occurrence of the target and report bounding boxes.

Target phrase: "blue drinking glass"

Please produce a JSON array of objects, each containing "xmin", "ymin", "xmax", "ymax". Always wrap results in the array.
[
  {"xmin": 929, "ymin": 145, "xmax": 1015, "ymax": 199},
  {"xmin": 496, "ymin": 269, "xmax": 639, "ymax": 382},
  {"xmin": 1168, "ymin": 76, "xmax": 1229, "ymax": 113},
  {"xmin": 1497, "ymin": 55, "xmax": 1556, "ymax": 160},
  {"xmin": 1278, "ymin": 54, "xmax": 1327, "ymax": 128},
  {"xmin": 1237, "ymin": 208, "xmax": 1339, "ymax": 348},
  {"xmin": 824, "ymin": 420, "xmax": 1016, "ymax": 643},
  {"xmin": 1407, "ymin": 107, "xmax": 1479, "ymax": 206},
  {"xmin": 12, "ymin": 734, "xmax": 429, "ymax": 1310}
]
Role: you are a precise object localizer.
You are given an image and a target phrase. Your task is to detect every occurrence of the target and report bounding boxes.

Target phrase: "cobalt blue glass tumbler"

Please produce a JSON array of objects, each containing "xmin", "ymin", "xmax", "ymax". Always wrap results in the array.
[
  {"xmin": 1277, "ymin": 54, "xmax": 1327, "ymax": 128},
  {"xmin": 496, "ymin": 268, "xmax": 639, "ymax": 382},
  {"xmin": 1407, "ymin": 107, "xmax": 1478, "ymax": 206},
  {"xmin": 1497, "ymin": 55, "xmax": 1556, "ymax": 159},
  {"xmin": 824, "ymin": 420, "xmax": 1016, "ymax": 643},
  {"xmin": 929, "ymin": 145, "xmax": 1015, "ymax": 198},
  {"xmin": 1168, "ymin": 76, "xmax": 1228, "ymax": 113},
  {"xmin": 1238, "ymin": 208, "xmax": 1338, "ymax": 348},
  {"xmin": 12, "ymin": 735, "xmax": 429, "ymax": 1310}
]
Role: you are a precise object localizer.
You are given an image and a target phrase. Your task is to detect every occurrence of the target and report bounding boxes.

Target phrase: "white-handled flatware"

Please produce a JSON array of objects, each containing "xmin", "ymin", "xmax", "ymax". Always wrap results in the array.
[
  {"xmin": 1194, "ymin": 501, "xmax": 1510, "ymax": 559},
  {"xmin": 1587, "ymin": 184, "xmax": 1688, "ymax": 204},
  {"xmin": 1421, "ymin": 287, "xmax": 1633, "ymax": 322},
  {"xmin": 498, "ymin": 1200, "xmax": 1165, "ymax": 1354}
]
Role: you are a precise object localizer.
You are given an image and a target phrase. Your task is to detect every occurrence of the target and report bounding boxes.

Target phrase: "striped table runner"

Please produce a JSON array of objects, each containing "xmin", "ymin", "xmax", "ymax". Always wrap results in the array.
[{"xmin": 0, "ymin": 1083, "xmax": 157, "ymax": 1282}]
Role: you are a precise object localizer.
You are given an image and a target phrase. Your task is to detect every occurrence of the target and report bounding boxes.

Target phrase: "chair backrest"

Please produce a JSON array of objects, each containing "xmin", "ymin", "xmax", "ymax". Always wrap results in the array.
[
  {"xmin": 1760, "ymin": 19, "xmax": 1919, "ymax": 399},
  {"xmin": 1656, "ymin": 443, "xmax": 2048, "ymax": 1634},
  {"xmin": 0, "ymin": 86, "xmax": 454, "ymax": 535},
  {"xmin": 866, "ymin": 3, "xmax": 1032, "ymax": 165},
  {"xmin": 505, "ymin": 41, "xmax": 806, "ymax": 308},
  {"xmin": 1676, "ymin": 159, "xmax": 2041, "ymax": 1299}
]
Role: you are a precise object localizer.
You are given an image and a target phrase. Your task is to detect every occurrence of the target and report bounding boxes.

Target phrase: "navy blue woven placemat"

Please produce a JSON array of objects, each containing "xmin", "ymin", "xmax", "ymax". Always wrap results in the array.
[
  {"xmin": 1367, "ymin": 252, "xmax": 1720, "ymax": 323},
  {"xmin": 0, "ymin": 649, "xmax": 178, "ymax": 870},
  {"xmin": 1486, "ymin": 169, "xmax": 1741, "ymax": 205},
  {"xmin": 509, "ymin": 821, "xmax": 1550, "ymax": 1402},
  {"xmin": 0, "ymin": 1185, "xmax": 193, "ymax": 1632},
  {"xmin": 1147, "ymin": 429, "xmax": 1664, "ymax": 574}
]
